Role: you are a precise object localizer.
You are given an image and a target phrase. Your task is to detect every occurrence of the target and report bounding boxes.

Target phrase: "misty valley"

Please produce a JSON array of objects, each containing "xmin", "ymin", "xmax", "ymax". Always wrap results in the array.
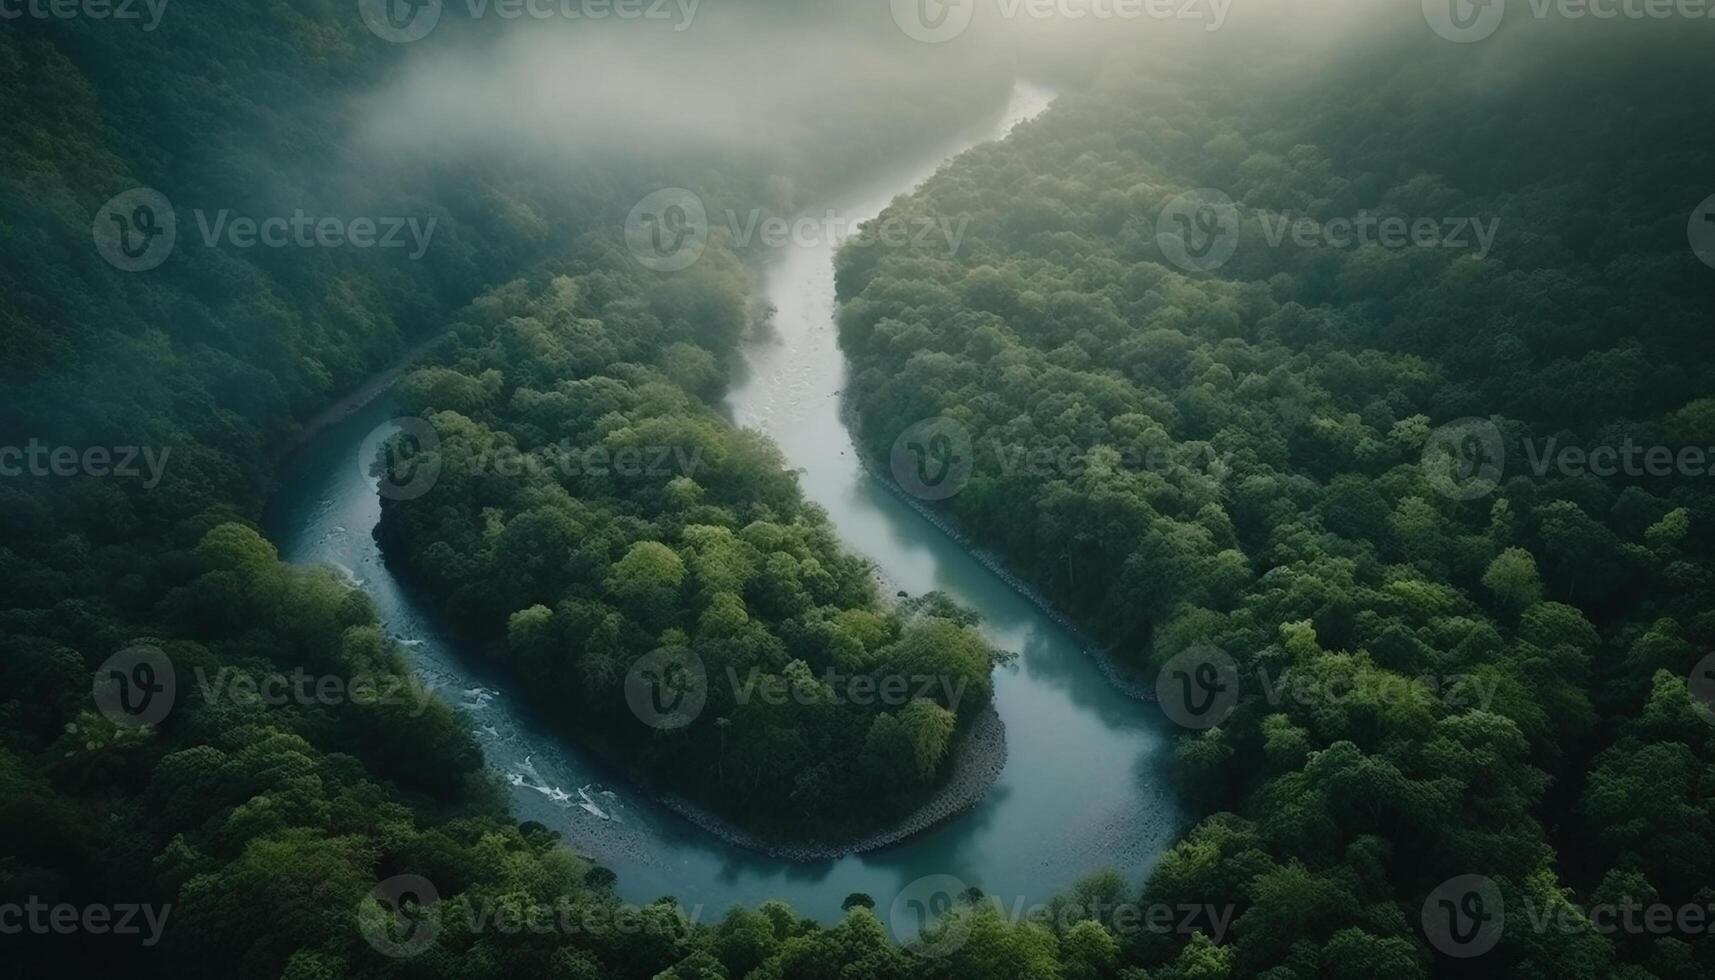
[{"xmin": 3, "ymin": 3, "xmax": 1714, "ymax": 980}]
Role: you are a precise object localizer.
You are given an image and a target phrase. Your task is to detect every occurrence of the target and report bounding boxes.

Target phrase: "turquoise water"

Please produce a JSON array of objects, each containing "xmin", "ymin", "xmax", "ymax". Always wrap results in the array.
[{"xmin": 263, "ymin": 81, "xmax": 1180, "ymax": 931}]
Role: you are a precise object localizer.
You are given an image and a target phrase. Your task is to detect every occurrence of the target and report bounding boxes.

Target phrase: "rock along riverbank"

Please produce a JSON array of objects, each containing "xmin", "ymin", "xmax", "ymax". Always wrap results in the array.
[
  {"xmin": 840, "ymin": 400, "xmax": 1159, "ymax": 703},
  {"xmin": 655, "ymin": 702, "xmax": 1007, "ymax": 862}
]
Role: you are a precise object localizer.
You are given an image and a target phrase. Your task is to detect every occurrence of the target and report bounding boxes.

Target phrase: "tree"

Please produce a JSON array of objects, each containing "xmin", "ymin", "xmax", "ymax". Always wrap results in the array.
[
  {"xmin": 1482, "ymin": 547, "xmax": 1544, "ymax": 616},
  {"xmin": 841, "ymin": 893, "xmax": 876, "ymax": 912}
]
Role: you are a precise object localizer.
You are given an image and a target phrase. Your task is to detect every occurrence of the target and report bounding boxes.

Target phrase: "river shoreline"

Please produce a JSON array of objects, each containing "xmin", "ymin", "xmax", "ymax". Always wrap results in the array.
[
  {"xmin": 269, "ymin": 330, "xmax": 451, "ymax": 468},
  {"xmin": 655, "ymin": 702, "xmax": 1007, "ymax": 861},
  {"xmin": 354, "ymin": 395, "xmax": 1013, "ymax": 866},
  {"xmin": 265, "ymin": 300, "xmax": 1014, "ymax": 867},
  {"xmin": 374, "ymin": 522, "xmax": 1013, "ymax": 865},
  {"xmin": 268, "ymin": 77, "xmax": 1162, "ymax": 885},
  {"xmin": 840, "ymin": 401, "xmax": 1158, "ymax": 703}
]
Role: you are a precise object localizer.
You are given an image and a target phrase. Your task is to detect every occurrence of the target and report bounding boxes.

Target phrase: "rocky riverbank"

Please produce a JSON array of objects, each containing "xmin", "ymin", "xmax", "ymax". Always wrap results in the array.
[
  {"xmin": 655, "ymin": 701, "xmax": 1007, "ymax": 861},
  {"xmin": 270, "ymin": 331, "xmax": 451, "ymax": 466},
  {"xmin": 841, "ymin": 402, "xmax": 1158, "ymax": 703}
]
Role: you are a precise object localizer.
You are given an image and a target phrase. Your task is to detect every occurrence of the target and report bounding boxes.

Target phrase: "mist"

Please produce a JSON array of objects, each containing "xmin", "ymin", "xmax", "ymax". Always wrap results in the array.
[{"xmin": 348, "ymin": 0, "xmax": 1485, "ymax": 184}]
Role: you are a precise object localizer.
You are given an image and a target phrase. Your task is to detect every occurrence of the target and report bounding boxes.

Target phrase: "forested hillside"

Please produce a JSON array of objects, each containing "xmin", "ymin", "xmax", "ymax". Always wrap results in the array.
[
  {"xmin": 0, "ymin": 3, "xmax": 1016, "ymax": 974},
  {"xmin": 838, "ymin": 27, "xmax": 1715, "ymax": 979}
]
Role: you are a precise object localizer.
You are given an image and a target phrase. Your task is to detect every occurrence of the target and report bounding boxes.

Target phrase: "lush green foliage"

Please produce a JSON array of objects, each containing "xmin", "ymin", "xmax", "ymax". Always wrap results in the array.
[
  {"xmin": 374, "ymin": 248, "xmax": 997, "ymax": 839},
  {"xmin": 0, "ymin": 4, "xmax": 1015, "ymax": 975},
  {"xmin": 838, "ymin": 30, "xmax": 1715, "ymax": 980},
  {"xmin": 9, "ymin": 5, "xmax": 1715, "ymax": 979}
]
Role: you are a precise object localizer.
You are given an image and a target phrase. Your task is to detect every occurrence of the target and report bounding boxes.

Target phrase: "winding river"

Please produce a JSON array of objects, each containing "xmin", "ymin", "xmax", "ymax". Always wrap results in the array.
[{"xmin": 263, "ymin": 81, "xmax": 1180, "ymax": 931}]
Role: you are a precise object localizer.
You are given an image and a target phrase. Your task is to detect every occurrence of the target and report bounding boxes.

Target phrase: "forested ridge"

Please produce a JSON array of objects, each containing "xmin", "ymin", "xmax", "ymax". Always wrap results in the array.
[{"xmin": 837, "ymin": 26, "xmax": 1715, "ymax": 979}]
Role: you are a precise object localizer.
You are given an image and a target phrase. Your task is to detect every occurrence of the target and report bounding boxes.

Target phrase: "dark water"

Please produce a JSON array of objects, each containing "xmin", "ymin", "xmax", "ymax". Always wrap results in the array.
[{"xmin": 262, "ymin": 81, "xmax": 1180, "ymax": 933}]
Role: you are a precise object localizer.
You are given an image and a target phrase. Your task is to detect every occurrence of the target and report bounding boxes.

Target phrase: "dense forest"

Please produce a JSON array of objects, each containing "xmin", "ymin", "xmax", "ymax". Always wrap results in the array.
[
  {"xmin": 0, "ymin": 2, "xmax": 1019, "ymax": 975},
  {"xmin": 5, "ymin": 3, "xmax": 1713, "ymax": 979},
  {"xmin": 372, "ymin": 247, "xmax": 998, "ymax": 840},
  {"xmin": 838, "ymin": 26, "xmax": 1715, "ymax": 980}
]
